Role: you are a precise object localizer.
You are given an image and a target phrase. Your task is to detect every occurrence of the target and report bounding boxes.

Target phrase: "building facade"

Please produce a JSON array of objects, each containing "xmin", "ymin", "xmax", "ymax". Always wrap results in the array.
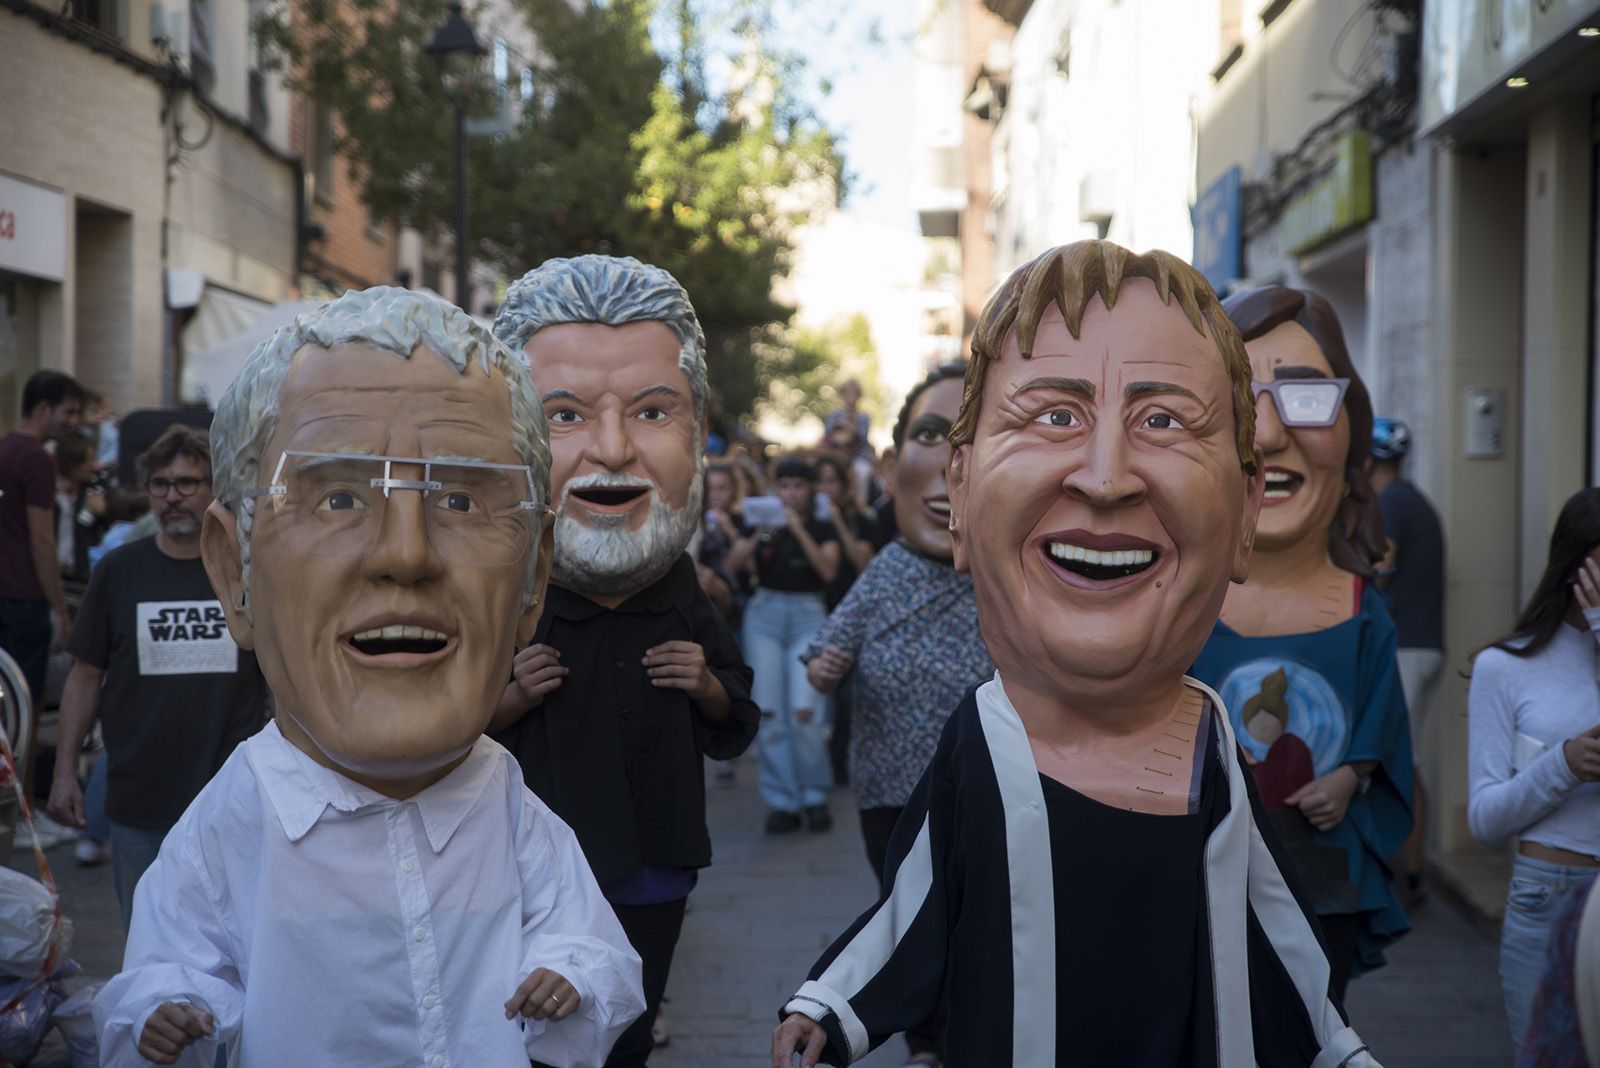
[
  {"xmin": 985, "ymin": 0, "xmax": 1213, "ymax": 281},
  {"xmin": 0, "ymin": 0, "xmax": 299, "ymax": 417}
]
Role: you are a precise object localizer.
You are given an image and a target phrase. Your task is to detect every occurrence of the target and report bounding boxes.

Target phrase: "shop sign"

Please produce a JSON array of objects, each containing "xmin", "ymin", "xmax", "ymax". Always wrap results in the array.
[
  {"xmin": 0, "ymin": 173, "xmax": 67, "ymax": 283},
  {"xmin": 1280, "ymin": 131, "xmax": 1373, "ymax": 257},
  {"xmin": 1192, "ymin": 165, "xmax": 1243, "ymax": 294},
  {"xmin": 1421, "ymin": 0, "xmax": 1600, "ymax": 132}
]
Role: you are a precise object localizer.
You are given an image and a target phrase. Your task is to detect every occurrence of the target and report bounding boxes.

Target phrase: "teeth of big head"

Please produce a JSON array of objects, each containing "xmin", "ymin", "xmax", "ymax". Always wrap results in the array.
[
  {"xmin": 352, "ymin": 624, "xmax": 448, "ymax": 643},
  {"xmin": 1046, "ymin": 543, "xmax": 1154, "ymax": 568}
]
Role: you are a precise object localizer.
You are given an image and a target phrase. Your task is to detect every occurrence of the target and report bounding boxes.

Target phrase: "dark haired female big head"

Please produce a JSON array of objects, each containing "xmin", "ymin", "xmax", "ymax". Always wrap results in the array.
[{"xmin": 891, "ymin": 363, "xmax": 966, "ymax": 559}]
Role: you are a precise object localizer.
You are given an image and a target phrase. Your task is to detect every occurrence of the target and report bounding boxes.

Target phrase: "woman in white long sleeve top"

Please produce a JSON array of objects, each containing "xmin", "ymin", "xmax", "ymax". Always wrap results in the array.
[{"xmin": 1469, "ymin": 487, "xmax": 1600, "ymax": 1052}]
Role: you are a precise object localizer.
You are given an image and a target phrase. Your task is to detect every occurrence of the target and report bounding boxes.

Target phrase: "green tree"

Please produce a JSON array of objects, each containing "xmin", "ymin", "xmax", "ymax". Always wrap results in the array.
[
  {"xmin": 759, "ymin": 312, "xmax": 883, "ymax": 430},
  {"xmin": 256, "ymin": 0, "xmax": 844, "ymax": 422}
]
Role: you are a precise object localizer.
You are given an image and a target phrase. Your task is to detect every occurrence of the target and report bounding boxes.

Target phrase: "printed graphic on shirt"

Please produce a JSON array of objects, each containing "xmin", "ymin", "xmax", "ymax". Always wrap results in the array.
[
  {"xmin": 136, "ymin": 600, "xmax": 238, "ymax": 676},
  {"xmin": 1216, "ymin": 656, "xmax": 1350, "ymax": 779}
]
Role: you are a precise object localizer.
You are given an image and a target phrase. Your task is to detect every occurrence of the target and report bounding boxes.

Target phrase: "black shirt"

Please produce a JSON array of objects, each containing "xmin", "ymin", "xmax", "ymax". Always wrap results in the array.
[
  {"xmin": 1377, "ymin": 479, "xmax": 1444, "ymax": 650},
  {"xmin": 496, "ymin": 554, "xmax": 758, "ymax": 884},
  {"xmin": 66, "ymin": 537, "xmax": 268, "ymax": 830},
  {"xmin": 753, "ymin": 519, "xmax": 838, "ymax": 593}
]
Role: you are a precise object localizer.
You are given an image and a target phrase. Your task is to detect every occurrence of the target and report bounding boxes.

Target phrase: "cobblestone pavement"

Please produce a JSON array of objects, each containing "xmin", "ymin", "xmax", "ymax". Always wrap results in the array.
[{"xmin": 15, "ymin": 759, "xmax": 1514, "ymax": 1067}]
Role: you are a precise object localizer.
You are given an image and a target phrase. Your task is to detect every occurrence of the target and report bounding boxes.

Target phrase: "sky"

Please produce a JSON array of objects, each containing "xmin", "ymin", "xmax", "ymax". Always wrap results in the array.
[{"xmin": 805, "ymin": 0, "xmax": 918, "ymax": 231}]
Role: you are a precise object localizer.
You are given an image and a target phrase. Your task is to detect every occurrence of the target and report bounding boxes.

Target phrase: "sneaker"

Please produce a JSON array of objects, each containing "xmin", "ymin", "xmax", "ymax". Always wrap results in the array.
[
  {"xmin": 804, "ymin": 804, "xmax": 833, "ymax": 833},
  {"xmin": 765, "ymin": 810, "xmax": 802, "ymax": 834},
  {"xmin": 651, "ymin": 1010, "xmax": 671, "ymax": 1048},
  {"xmin": 74, "ymin": 836, "xmax": 109, "ymax": 866},
  {"xmin": 13, "ymin": 814, "xmax": 75, "ymax": 851}
]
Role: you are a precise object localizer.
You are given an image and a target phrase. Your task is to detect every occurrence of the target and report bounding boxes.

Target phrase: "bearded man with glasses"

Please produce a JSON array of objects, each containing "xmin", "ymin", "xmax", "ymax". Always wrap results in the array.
[{"xmin": 48, "ymin": 424, "xmax": 269, "ymax": 931}]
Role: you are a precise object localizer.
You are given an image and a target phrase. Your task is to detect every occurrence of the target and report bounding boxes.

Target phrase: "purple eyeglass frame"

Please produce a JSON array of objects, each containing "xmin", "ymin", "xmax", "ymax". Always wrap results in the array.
[{"xmin": 1251, "ymin": 377, "xmax": 1350, "ymax": 428}]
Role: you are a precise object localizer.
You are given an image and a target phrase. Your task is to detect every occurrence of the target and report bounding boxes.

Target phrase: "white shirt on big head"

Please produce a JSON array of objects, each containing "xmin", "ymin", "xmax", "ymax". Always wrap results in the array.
[{"xmin": 94, "ymin": 721, "xmax": 645, "ymax": 1068}]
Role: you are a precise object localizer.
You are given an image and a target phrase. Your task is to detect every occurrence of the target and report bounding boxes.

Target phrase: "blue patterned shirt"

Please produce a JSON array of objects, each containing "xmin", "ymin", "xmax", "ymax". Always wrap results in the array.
[{"xmin": 803, "ymin": 541, "xmax": 993, "ymax": 809}]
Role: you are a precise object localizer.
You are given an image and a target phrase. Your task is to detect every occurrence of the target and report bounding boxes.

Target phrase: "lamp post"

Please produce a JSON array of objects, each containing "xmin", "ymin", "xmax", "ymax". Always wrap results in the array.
[{"xmin": 426, "ymin": 2, "xmax": 486, "ymax": 311}]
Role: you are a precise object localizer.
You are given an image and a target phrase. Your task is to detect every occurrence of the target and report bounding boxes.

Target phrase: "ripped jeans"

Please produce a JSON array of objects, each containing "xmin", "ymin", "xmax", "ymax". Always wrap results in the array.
[{"xmin": 743, "ymin": 588, "xmax": 832, "ymax": 813}]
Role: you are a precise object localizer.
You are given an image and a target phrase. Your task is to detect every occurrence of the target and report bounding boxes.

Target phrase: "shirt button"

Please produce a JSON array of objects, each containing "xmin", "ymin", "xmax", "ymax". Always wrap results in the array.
[
  {"xmin": 423, "ymin": 994, "xmax": 436, "ymax": 1009},
  {"xmin": 402, "ymin": 859, "xmax": 415, "ymax": 873},
  {"xmin": 413, "ymin": 927, "xmax": 426, "ymax": 942}
]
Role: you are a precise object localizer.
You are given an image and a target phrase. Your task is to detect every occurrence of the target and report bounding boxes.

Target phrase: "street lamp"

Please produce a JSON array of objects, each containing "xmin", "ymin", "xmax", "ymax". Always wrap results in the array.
[{"xmin": 426, "ymin": 2, "xmax": 486, "ymax": 310}]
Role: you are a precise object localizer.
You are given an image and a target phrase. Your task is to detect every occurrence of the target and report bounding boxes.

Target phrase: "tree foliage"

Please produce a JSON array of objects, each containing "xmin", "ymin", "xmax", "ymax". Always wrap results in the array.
[
  {"xmin": 759, "ymin": 312, "xmax": 883, "ymax": 429},
  {"xmin": 256, "ymin": 0, "xmax": 846, "ymax": 422}
]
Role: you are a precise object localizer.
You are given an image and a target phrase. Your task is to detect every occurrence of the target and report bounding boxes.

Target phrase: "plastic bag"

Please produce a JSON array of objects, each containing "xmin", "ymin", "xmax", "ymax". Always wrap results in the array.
[
  {"xmin": 0, "ymin": 959, "xmax": 78, "ymax": 1065},
  {"xmin": 0, "ymin": 866, "xmax": 72, "ymax": 978},
  {"xmin": 52, "ymin": 979, "xmax": 103, "ymax": 1068}
]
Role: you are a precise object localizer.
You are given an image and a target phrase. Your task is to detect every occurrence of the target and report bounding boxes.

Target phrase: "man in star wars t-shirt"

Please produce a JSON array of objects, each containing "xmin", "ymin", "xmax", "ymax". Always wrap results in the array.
[{"xmin": 48, "ymin": 425, "xmax": 267, "ymax": 928}]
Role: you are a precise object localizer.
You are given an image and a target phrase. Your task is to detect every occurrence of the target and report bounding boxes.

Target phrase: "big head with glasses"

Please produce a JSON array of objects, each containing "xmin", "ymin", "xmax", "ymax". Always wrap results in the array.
[
  {"xmin": 1222, "ymin": 285, "xmax": 1387, "ymax": 578},
  {"xmin": 201, "ymin": 288, "xmax": 553, "ymax": 798}
]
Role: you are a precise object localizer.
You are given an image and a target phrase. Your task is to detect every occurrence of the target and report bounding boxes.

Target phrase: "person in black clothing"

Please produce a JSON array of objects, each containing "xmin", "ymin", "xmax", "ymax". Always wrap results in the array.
[
  {"xmin": 491, "ymin": 255, "xmax": 758, "ymax": 1068},
  {"xmin": 1368, "ymin": 416, "xmax": 1445, "ymax": 901}
]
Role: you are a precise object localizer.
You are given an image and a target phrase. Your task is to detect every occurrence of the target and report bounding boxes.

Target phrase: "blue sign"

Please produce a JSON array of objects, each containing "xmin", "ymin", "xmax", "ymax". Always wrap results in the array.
[{"xmin": 1192, "ymin": 165, "xmax": 1242, "ymax": 295}]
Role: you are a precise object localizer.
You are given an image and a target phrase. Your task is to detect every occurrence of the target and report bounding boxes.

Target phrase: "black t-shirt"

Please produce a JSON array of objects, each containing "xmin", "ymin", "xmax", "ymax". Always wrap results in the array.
[
  {"xmin": 1377, "ymin": 479, "xmax": 1444, "ymax": 650},
  {"xmin": 67, "ymin": 537, "xmax": 268, "ymax": 830},
  {"xmin": 752, "ymin": 519, "xmax": 839, "ymax": 593}
]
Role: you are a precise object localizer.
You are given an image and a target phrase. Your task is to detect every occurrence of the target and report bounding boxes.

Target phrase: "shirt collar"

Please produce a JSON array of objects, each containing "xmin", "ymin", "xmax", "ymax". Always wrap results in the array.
[
  {"xmin": 249, "ymin": 720, "xmax": 503, "ymax": 853},
  {"xmin": 547, "ymin": 552, "xmax": 697, "ymax": 620}
]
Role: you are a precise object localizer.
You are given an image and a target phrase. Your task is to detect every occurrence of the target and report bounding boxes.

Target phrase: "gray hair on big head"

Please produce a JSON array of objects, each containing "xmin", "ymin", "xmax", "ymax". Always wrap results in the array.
[
  {"xmin": 492, "ymin": 255, "xmax": 709, "ymax": 430},
  {"xmin": 211, "ymin": 285, "xmax": 551, "ymax": 610}
]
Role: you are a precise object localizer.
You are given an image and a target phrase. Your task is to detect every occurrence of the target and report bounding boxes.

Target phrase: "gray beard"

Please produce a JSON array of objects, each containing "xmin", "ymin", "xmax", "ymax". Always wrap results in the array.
[
  {"xmin": 159, "ymin": 514, "xmax": 200, "ymax": 538},
  {"xmin": 551, "ymin": 475, "xmax": 703, "ymax": 596}
]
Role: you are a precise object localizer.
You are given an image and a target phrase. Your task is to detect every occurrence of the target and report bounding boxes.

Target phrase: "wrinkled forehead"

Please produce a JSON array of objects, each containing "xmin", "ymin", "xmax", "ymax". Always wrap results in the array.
[{"xmin": 267, "ymin": 342, "xmax": 518, "ymax": 463}]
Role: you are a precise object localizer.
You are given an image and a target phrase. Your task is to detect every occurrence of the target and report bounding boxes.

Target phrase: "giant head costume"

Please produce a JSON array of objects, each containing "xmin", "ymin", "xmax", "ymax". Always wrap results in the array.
[
  {"xmin": 493, "ymin": 256, "xmax": 708, "ymax": 600},
  {"xmin": 201, "ymin": 288, "xmax": 553, "ymax": 790},
  {"xmin": 946, "ymin": 240, "xmax": 1264, "ymax": 709}
]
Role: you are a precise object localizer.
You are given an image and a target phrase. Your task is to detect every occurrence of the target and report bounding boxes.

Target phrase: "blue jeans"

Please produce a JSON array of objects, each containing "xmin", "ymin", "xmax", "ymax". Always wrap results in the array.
[
  {"xmin": 1499, "ymin": 854, "xmax": 1597, "ymax": 1050},
  {"xmin": 109, "ymin": 821, "xmax": 168, "ymax": 932},
  {"xmin": 0, "ymin": 599, "xmax": 50, "ymax": 715},
  {"xmin": 743, "ymin": 589, "xmax": 831, "ymax": 813}
]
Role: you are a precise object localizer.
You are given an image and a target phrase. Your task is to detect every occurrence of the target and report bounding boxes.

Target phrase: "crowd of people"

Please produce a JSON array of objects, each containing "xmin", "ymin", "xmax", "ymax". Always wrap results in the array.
[{"xmin": 0, "ymin": 239, "xmax": 1597, "ymax": 1067}]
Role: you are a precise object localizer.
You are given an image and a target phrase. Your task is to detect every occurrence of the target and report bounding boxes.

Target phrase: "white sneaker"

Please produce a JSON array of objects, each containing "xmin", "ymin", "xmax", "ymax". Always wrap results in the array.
[{"xmin": 74, "ymin": 836, "xmax": 109, "ymax": 866}]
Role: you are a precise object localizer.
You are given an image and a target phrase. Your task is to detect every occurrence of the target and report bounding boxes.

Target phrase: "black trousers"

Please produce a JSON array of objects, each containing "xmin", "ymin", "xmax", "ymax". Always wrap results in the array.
[
  {"xmin": 605, "ymin": 897, "xmax": 688, "ymax": 1068},
  {"xmin": 859, "ymin": 807, "xmax": 942, "ymax": 1058}
]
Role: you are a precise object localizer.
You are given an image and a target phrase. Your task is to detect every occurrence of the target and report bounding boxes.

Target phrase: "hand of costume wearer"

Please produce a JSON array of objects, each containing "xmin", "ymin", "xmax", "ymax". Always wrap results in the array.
[
  {"xmin": 1563, "ymin": 724, "xmax": 1600, "ymax": 783},
  {"xmin": 512, "ymin": 644, "xmax": 568, "ymax": 707},
  {"xmin": 45, "ymin": 772, "xmax": 86, "ymax": 828},
  {"xmin": 806, "ymin": 645, "xmax": 854, "ymax": 693},
  {"xmin": 137, "ymin": 1002, "xmax": 215, "ymax": 1065},
  {"xmin": 771, "ymin": 1013, "xmax": 828, "ymax": 1068},
  {"xmin": 505, "ymin": 967, "xmax": 579, "ymax": 1022},
  {"xmin": 50, "ymin": 606, "xmax": 68, "ymax": 655},
  {"xmin": 644, "ymin": 641, "xmax": 718, "ymax": 701},
  {"xmin": 1284, "ymin": 765, "xmax": 1361, "ymax": 831}
]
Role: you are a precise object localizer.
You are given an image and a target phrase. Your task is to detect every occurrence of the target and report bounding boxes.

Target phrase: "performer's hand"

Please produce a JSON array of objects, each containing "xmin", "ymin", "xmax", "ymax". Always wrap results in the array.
[
  {"xmin": 1563, "ymin": 724, "xmax": 1600, "ymax": 782},
  {"xmin": 46, "ymin": 771, "xmax": 85, "ymax": 829},
  {"xmin": 137, "ymin": 1002, "xmax": 215, "ymax": 1064},
  {"xmin": 1285, "ymin": 766, "xmax": 1361, "ymax": 830},
  {"xmin": 644, "ymin": 641, "xmax": 719, "ymax": 701},
  {"xmin": 512, "ymin": 644, "xmax": 568, "ymax": 707},
  {"xmin": 772, "ymin": 1013, "xmax": 828, "ymax": 1068},
  {"xmin": 806, "ymin": 645, "xmax": 853, "ymax": 694},
  {"xmin": 505, "ymin": 967, "xmax": 579, "ymax": 1022}
]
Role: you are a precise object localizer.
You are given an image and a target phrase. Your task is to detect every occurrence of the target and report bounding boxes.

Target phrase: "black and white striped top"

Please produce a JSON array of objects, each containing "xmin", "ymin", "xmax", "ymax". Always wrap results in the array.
[{"xmin": 781, "ymin": 673, "xmax": 1381, "ymax": 1067}]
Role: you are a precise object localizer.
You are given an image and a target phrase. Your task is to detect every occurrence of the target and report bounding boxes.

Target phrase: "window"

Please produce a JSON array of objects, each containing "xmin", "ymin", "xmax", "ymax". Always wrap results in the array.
[{"xmin": 72, "ymin": 0, "xmax": 119, "ymax": 36}]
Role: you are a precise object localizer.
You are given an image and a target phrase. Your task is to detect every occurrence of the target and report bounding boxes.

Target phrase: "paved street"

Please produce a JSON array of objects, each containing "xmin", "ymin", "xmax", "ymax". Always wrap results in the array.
[{"xmin": 15, "ymin": 758, "xmax": 1513, "ymax": 1066}]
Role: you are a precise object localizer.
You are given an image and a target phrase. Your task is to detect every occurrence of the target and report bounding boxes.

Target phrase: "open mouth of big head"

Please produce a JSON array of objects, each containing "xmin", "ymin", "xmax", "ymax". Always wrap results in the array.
[
  {"xmin": 343, "ymin": 622, "xmax": 456, "ymax": 663},
  {"xmin": 1038, "ymin": 530, "xmax": 1162, "ymax": 585},
  {"xmin": 571, "ymin": 486, "xmax": 649, "ymax": 509}
]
